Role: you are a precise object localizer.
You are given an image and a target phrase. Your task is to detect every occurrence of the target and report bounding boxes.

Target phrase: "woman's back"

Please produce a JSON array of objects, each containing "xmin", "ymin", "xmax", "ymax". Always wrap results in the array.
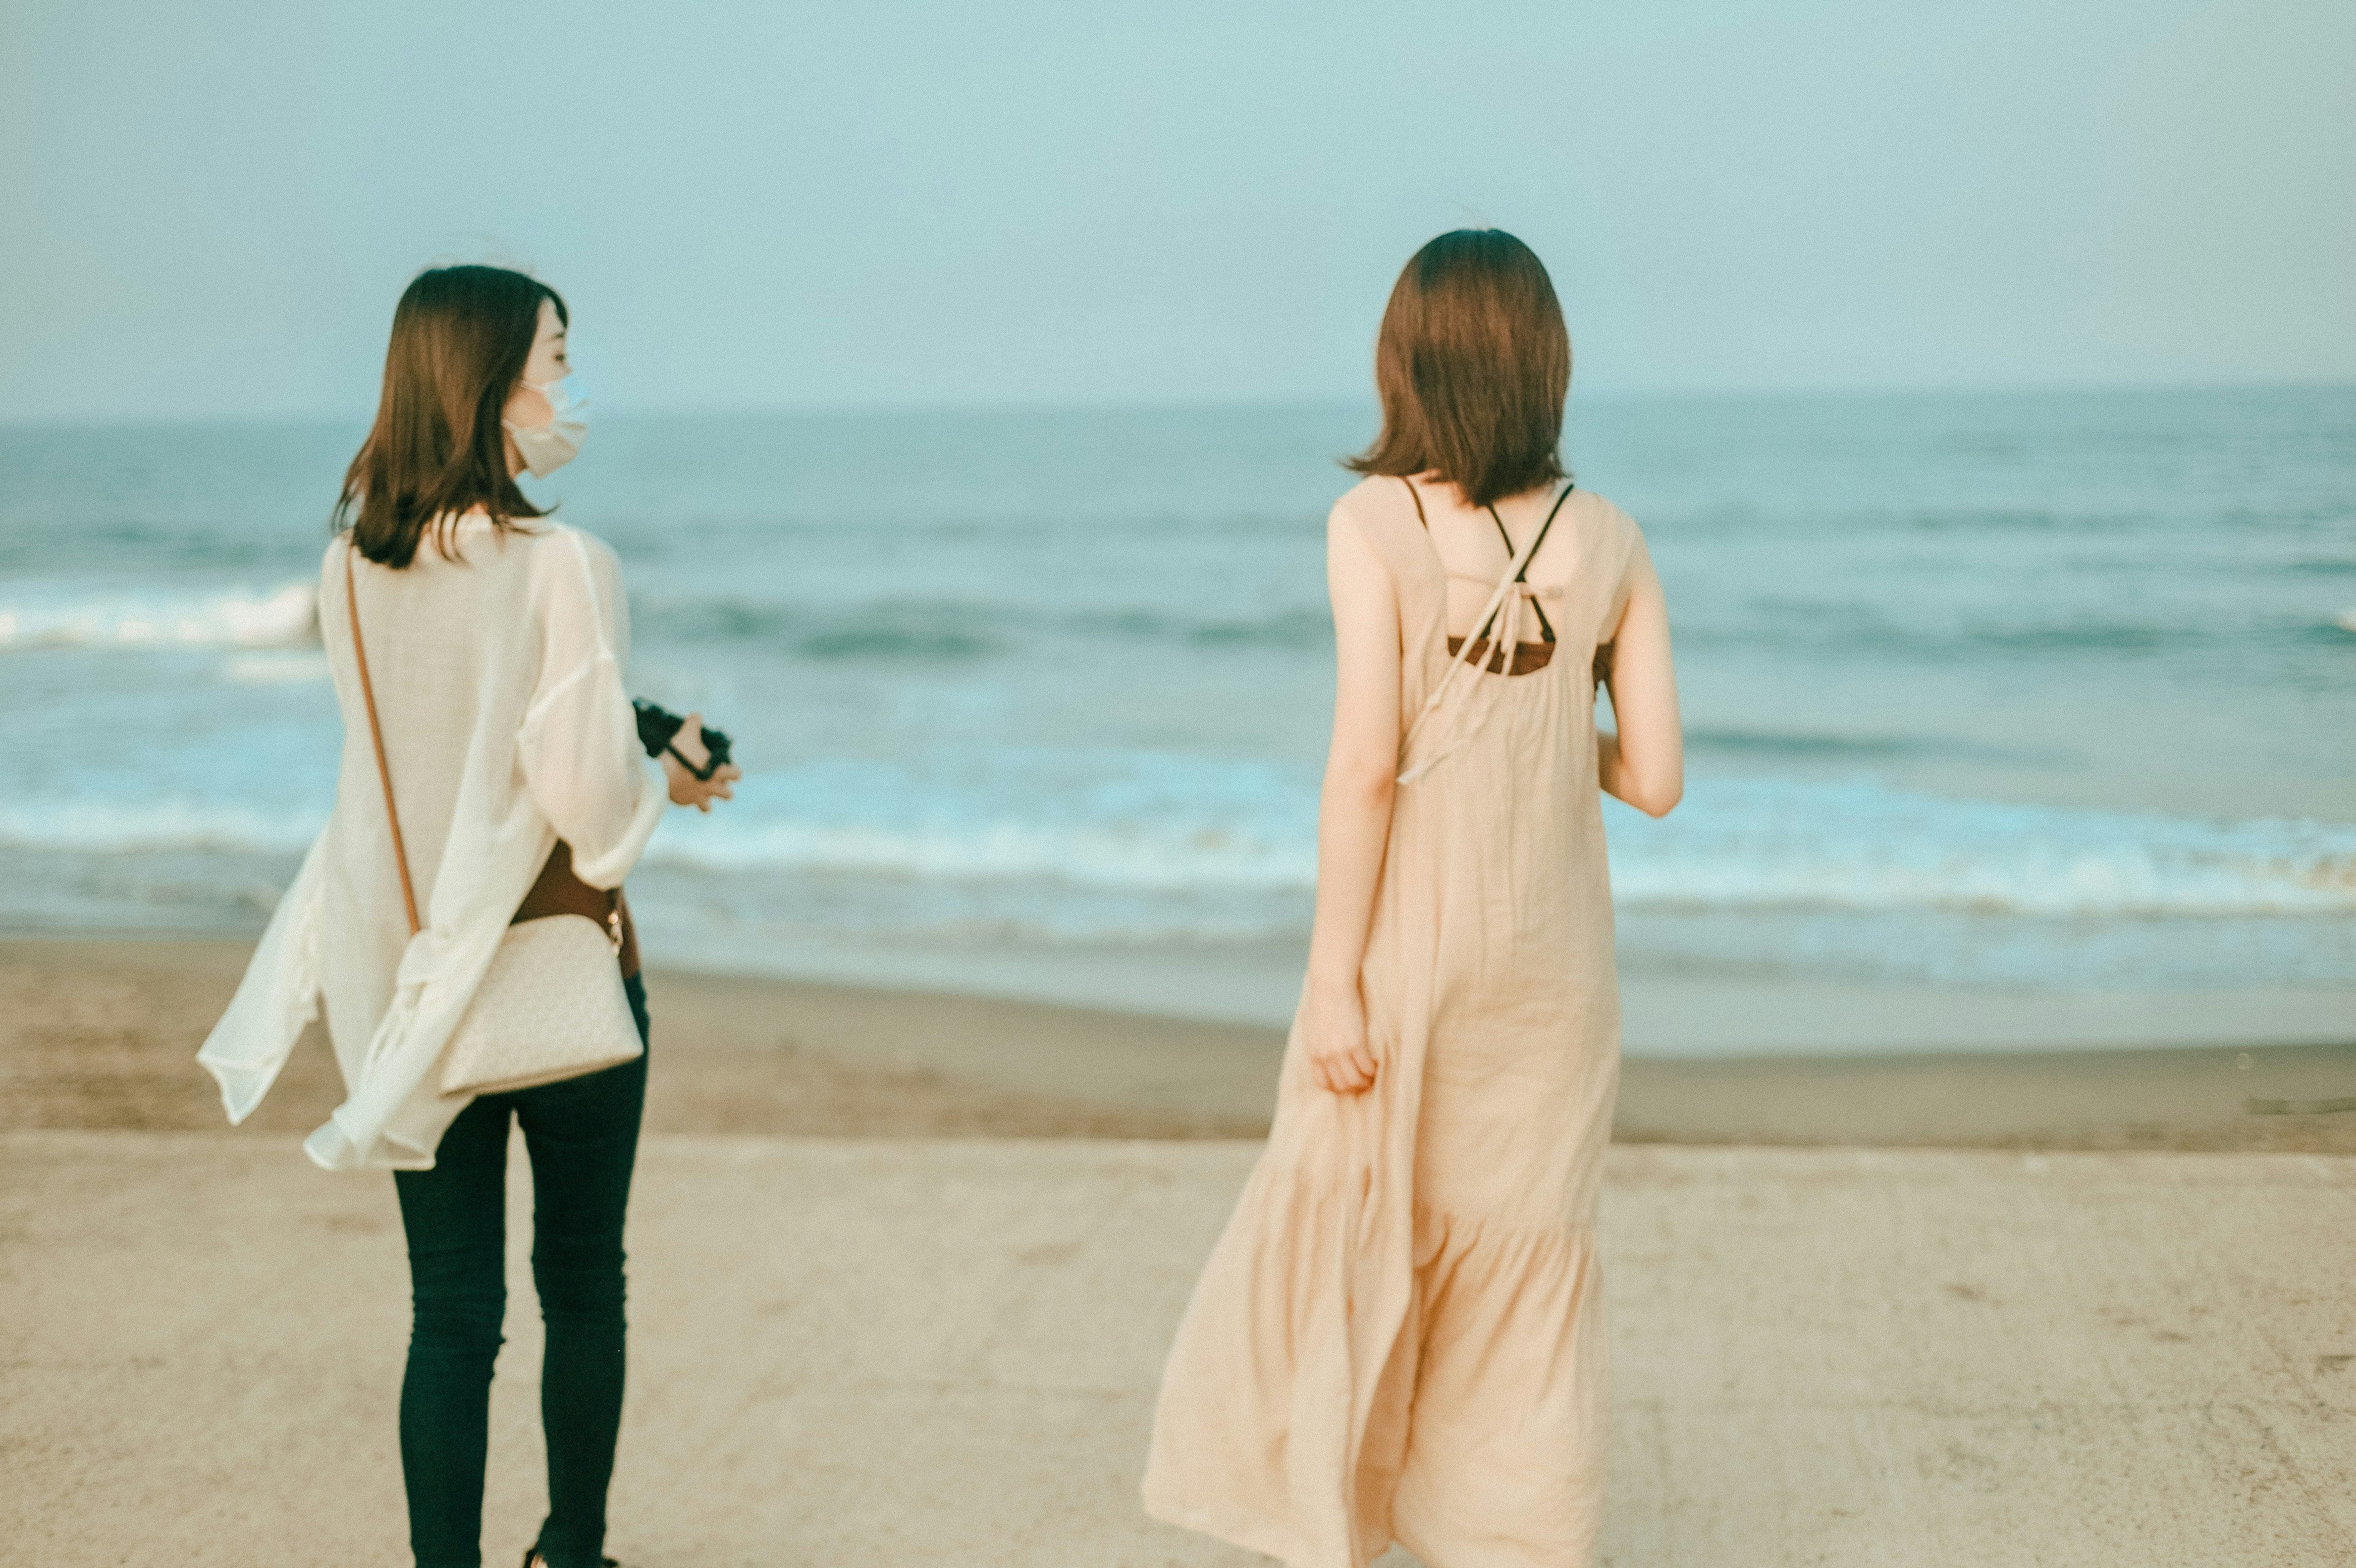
[
  {"xmin": 1342, "ymin": 474, "xmax": 1651, "ymax": 926},
  {"xmin": 325, "ymin": 517, "xmax": 632, "ymax": 921},
  {"xmin": 331, "ymin": 518, "xmax": 534, "ymax": 915},
  {"xmin": 312, "ymin": 515, "xmax": 658, "ymax": 1129},
  {"xmin": 1331, "ymin": 471, "xmax": 1647, "ymax": 1210}
]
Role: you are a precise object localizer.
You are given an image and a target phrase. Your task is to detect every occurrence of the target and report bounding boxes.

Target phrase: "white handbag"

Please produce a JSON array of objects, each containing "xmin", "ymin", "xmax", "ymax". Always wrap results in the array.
[{"xmin": 344, "ymin": 544, "xmax": 646, "ymax": 1098}]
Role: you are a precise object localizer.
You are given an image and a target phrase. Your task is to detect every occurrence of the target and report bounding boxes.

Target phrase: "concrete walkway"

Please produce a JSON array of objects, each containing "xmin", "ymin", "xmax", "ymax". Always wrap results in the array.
[{"xmin": 4, "ymin": 1132, "xmax": 2352, "ymax": 1566}]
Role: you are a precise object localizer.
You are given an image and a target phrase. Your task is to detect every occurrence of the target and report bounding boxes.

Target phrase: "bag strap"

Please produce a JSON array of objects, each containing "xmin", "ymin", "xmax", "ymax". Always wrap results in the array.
[{"xmin": 344, "ymin": 540, "xmax": 422, "ymax": 937}]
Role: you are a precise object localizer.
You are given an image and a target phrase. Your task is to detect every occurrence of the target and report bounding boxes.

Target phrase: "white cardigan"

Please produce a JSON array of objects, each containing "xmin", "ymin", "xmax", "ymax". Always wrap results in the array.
[{"xmin": 199, "ymin": 515, "xmax": 666, "ymax": 1170}]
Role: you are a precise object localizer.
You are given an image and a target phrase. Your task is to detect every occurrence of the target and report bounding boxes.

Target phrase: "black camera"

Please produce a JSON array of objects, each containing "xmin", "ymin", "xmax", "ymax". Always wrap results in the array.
[{"xmin": 632, "ymin": 699, "xmax": 733, "ymax": 780}]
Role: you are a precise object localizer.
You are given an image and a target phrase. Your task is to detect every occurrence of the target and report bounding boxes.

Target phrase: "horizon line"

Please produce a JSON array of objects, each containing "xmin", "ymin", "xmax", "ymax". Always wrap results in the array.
[{"xmin": 4, "ymin": 375, "xmax": 2352, "ymax": 432}]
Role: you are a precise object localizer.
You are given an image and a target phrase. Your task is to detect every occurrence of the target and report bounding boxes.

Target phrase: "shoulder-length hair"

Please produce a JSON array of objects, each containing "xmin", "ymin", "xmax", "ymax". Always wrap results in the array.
[
  {"xmin": 336, "ymin": 265, "xmax": 566, "ymax": 568},
  {"xmin": 1345, "ymin": 229, "xmax": 1569, "ymax": 508}
]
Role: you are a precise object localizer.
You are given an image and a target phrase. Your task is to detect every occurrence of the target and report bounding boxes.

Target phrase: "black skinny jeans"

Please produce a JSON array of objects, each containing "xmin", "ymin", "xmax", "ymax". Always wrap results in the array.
[{"xmin": 393, "ymin": 974, "xmax": 650, "ymax": 1568}]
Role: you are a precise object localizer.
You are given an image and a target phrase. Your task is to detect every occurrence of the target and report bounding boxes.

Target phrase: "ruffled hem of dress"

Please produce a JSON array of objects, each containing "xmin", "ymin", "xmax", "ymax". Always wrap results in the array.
[
  {"xmin": 1409, "ymin": 1197, "xmax": 1598, "ymax": 1281},
  {"xmin": 1142, "ymin": 1141, "xmax": 1412, "ymax": 1568},
  {"xmin": 1145, "ymin": 1153, "xmax": 1605, "ymax": 1568}
]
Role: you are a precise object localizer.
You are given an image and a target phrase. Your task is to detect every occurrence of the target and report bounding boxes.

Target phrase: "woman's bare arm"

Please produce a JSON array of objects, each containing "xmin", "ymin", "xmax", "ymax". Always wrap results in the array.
[
  {"xmin": 1298, "ymin": 507, "xmax": 1401, "ymax": 1094},
  {"xmin": 1596, "ymin": 563, "xmax": 1684, "ymax": 818}
]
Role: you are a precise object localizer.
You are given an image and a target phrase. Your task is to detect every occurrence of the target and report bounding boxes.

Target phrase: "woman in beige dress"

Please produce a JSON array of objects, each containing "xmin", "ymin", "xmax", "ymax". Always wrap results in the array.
[{"xmin": 1143, "ymin": 229, "xmax": 1684, "ymax": 1567}]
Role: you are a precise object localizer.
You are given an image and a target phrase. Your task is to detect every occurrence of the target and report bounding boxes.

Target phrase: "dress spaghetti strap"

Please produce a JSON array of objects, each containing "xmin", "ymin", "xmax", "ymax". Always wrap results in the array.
[{"xmin": 1399, "ymin": 476, "xmax": 1574, "ymax": 675}]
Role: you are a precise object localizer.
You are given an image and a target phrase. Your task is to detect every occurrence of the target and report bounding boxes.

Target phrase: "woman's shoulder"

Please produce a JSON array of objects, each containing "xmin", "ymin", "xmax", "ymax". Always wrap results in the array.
[
  {"xmin": 312, "ymin": 515, "xmax": 618, "ymax": 573},
  {"xmin": 1330, "ymin": 474, "xmax": 1428, "ymax": 548},
  {"xmin": 358, "ymin": 518, "xmax": 625, "ymax": 621},
  {"xmin": 520, "ymin": 519, "xmax": 617, "ymax": 567},
  {"xmin": 1567, "ymin": 490, "xmax": 1656, "ymax": 605},
  {"xmin": 1568, "ymin": 486, "xmax": 1643, "ymax": 547},
  {"xmin": 500, "ymin": 523, "xmax": 622, "ymax": 627},
  {"xmin": 1332, "ymin": 472, "xmax": 1414, "ymax": 522},
  {"xmin": 1328, "ymin": 475, "xmax": 1436, "ymax": 582},
  {"xmin": 487, "ymin": 518, "xmax": 611, "ymax": 581}
]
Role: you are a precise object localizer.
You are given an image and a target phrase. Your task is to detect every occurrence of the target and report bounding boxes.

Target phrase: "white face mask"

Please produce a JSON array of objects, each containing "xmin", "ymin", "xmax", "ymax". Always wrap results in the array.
[{"xmin": 502, "ymin": 377, "xmax": 587, "ymax": 478}]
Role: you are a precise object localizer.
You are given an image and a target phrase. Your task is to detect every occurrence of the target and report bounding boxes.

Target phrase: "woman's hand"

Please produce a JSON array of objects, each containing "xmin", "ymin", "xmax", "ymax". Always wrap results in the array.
[
  {"xmin": 1300, "ymin": 975, "xmax": 1378, "ymax": 1095},
  {"xmin": 660, "ymin": 712, "xmax": 739, "ymax": 812}
]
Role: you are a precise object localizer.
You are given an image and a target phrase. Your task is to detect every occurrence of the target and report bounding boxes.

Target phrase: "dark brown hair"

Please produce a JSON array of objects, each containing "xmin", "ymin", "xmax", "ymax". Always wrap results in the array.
[
  {"xmin": 336, "ymin": 265, "xmax": 566, "ymax": 567},
  {"xmin": 1345, "ymin": 229, "xmax": 1569, "ymax": 507}
]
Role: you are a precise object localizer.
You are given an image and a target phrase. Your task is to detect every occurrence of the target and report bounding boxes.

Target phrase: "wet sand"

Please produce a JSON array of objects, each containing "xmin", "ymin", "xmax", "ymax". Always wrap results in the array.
[{"xmin": 6, "ymin": 935, "xmax": 2352, "ymax": 1151}]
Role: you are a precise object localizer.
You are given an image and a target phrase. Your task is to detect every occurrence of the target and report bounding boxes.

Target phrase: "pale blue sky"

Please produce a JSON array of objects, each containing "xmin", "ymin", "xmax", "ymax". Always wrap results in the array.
[{"xmin": 2, "ymin": 0, "xmax": 2350, "ymax": 422}]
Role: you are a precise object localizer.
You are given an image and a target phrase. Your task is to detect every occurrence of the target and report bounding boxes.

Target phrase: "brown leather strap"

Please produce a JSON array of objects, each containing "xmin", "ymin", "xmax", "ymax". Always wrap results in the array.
[
  {"xmin": 512, "ymin": 842, "xmax": 632, "ymax": 975},
  {"xmin": 1446, "ymin": 634, "xmax": 1555, "ymax": 674},
  {"xmin": 345, "ymin": 542, "xmax": 421, "ymax": 937}
]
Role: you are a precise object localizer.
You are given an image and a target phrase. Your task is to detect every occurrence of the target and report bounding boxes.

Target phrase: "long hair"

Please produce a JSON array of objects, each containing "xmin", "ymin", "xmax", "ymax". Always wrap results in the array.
[
  {"xmin": 1345, "ymin": 229, "xmax": 1569, "ymax": 507},
  {"xmin": 336, "ymin": 266, "xmax": 566, "ymax": 567}
]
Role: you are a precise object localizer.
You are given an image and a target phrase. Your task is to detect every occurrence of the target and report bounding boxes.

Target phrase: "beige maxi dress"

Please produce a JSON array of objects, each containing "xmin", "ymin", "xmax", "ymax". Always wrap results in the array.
[{"xmin": 1144, "ymin": 475, "xmax": 1656, "ymax": 1568}]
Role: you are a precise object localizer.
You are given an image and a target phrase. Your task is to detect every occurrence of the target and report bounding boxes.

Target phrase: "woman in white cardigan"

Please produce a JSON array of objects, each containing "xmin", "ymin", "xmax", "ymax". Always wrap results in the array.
[{"xmin": 199, "ymin": 264, "xmax": 735, "ymax": 1568}]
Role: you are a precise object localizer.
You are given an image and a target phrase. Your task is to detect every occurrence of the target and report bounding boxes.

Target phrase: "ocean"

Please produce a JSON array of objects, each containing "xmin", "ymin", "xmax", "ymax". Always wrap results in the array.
[{"xmin": 3, "ymin": 387, "xmax": 2352, "ymax": 1045}]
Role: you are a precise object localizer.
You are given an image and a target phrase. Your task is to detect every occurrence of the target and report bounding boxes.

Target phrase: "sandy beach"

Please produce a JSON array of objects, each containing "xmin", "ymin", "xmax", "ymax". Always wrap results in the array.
[
  {"xmin": 7, "ymin": 1133, "xmax": 2354, "ymax": 1566},
  {"xmin": 6, "ymin": 934, "xmax": 2356, "ymax": 1564}
]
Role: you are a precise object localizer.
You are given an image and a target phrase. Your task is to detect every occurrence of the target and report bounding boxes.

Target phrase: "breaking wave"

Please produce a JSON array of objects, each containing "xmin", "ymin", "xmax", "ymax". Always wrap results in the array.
[
  {"xmin": 16, "ymin": 768, "xmax": 2341, "ymax": 921},
  {"xmin": 0, "ymin": 583, "xmax": 317, "ymax": 651}
]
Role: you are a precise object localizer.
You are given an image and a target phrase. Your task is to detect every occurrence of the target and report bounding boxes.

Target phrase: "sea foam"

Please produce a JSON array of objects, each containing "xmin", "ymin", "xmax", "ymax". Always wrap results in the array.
[
  {"xmin": 0, "ymin": 583, "xmax": 317, "ymax": 651},
  {"xmin": 6, "ymin": 766, "xmax": 2347, "ymax": 921},
  {"xmin": 5, "ymin": 769, "xmax": 2349, "ymax": 921}
]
